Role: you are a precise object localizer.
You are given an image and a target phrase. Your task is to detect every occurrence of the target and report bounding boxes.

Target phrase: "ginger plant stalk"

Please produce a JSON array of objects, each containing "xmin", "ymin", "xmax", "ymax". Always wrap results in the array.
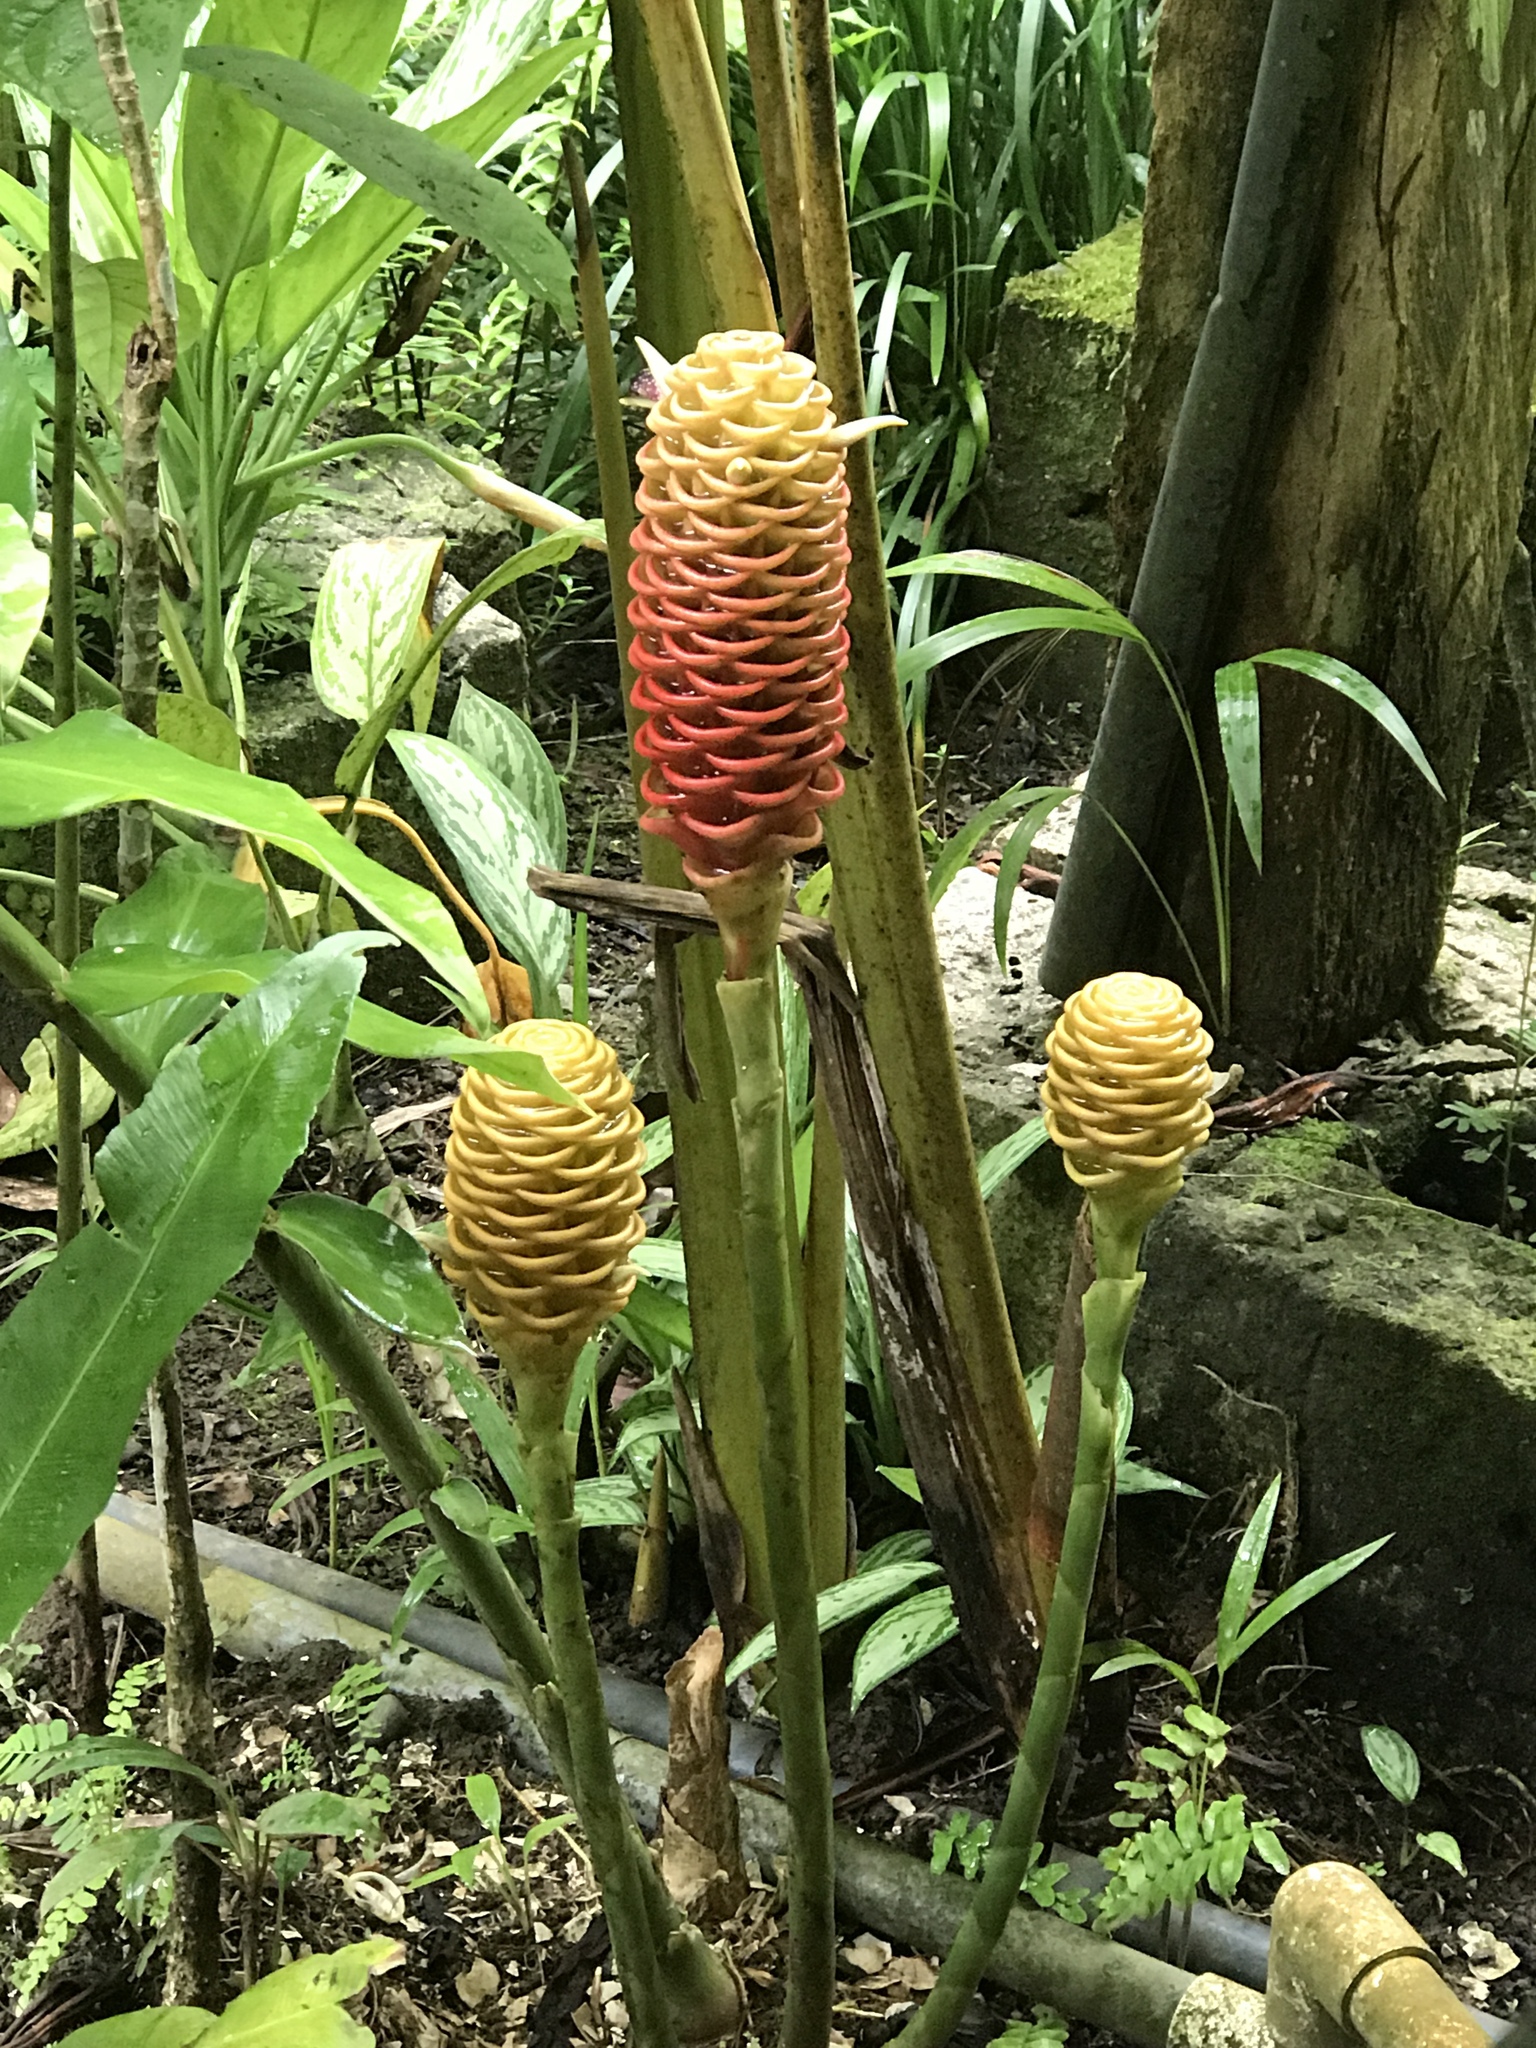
[{"xmin": 894, "ymin": 974, "xmax": 1214, "ymax": 2048}]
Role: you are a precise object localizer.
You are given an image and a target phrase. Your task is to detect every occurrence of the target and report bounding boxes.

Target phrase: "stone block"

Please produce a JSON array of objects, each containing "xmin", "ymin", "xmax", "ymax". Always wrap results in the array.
[{"xmin": 979, "ymin": 219, "xmax": 1141, "ymax": 716}]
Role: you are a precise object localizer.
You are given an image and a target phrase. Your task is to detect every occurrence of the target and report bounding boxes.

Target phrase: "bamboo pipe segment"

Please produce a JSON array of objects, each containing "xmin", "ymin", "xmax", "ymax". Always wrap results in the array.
[{"xmin": 443, "ymin": 1020, "xmax": 647, "ymax": 1382}]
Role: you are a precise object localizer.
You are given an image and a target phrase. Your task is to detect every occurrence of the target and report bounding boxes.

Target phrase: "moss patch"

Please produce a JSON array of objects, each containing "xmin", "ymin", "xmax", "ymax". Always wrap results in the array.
[{"xmin": 1010, "ymin": 216, "xmax": 1143, "ymax": 332}]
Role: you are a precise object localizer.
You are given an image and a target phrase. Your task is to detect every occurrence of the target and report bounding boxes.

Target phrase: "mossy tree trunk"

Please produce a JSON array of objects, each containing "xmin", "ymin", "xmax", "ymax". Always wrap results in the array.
[{"xmin": 1113, "ymin": 0, "xmax": 1536, "ymax": 1064}]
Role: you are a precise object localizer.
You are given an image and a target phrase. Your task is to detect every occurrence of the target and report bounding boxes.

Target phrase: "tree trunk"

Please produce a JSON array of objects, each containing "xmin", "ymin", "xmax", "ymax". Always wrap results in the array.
[
  {"xmin": 1111, "ymin": 0, "xmax": 1269, "ymax": 595},
  {"xmin": 1112, "ymin": 1, "xmax": 1536, "ymax": 1064},
  {"xmin": 1206, "ymin": 1, "xmax": 1536, "ymax": 1059}
]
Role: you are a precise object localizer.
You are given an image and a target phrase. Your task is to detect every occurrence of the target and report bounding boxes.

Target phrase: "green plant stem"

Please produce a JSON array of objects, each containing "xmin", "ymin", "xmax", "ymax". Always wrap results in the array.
[
  {"xmin": 740, "ymin": 0, "xmax": 808, "ymax": 321},
  {"xmin": 30, "ymin": 636, "xmax": 120, "ymax": 708},
  {"xmin": 716, "ymin": 963, "xmax": 836, "ymax": 2048},
  {"xmin": 231, "ymin": 432, "xmax": 592, "ymax": 532},
  {"xmin": 802, "ymin": 1083, "xmax": 848, "ymax": 1588},
  {"xmin": 892, "ymin": 1206, "xmax": 1148, "ymax": 2048},
  {"xmin": 787, "ymin": 0, "xmax": 1048, "ymax": 1700},
  {"xmin": 514, "ymin": 1375, "xmax": 680, "ymax": 2048}
]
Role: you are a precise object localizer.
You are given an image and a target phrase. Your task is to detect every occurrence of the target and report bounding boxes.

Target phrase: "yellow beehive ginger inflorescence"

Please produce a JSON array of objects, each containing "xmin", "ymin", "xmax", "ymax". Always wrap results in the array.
[
  {"xmin": 443, "ymin": 1020, "xmax": 647, "ymax": 1377},
  {"xmin": 1041, "ymin": 972, "xmax": 1215, "ymax": 1206}
]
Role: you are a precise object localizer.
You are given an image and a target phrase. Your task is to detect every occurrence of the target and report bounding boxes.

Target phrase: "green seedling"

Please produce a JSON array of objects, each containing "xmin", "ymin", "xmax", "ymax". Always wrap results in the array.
[
  {"xmin": 928, "ymin": 1813, "xmax": 1089, "ymax": 1925},
  {"xmin": 1360, "ymin": 1724, "xmax": 1466, "ymax": 1877}
]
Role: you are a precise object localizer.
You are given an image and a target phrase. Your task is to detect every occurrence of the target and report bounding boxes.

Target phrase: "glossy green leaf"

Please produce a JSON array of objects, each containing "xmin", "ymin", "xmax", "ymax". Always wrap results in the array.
[
  {"xmin": 88, "ymin": 843, "xmax": 270, "ymax": 1069},
  {"xmin": 1416, "ymin": 1830, "xmax": 1466, "ymax": 1875},
  {"xmin": 0, "ymin": 713, "xmax": 488, "ymax": 1026},
  {"xmin": 1215, "ymin": 1473, "xmax": 1281, "ymax": 1673},
  {"xmin": 1214, "ymin": 658, "xmax": 1263, "ymax": 871},
  {"xmin": 311, "ymin": 537, "xmax": 443, "ymax": 724},
  {"xmin": 255, "ymin": 1789, "xmax": 378, "ymax": 1838},
  {"xmin": 726, "ymin": 1560, "xmax": 940, "ymax": 1684},
  {"xmin": 389, "ymin": 731, "xmax": 570, "ymax": 1008},
  {"xmin": 1229, "ymin": 1531, "xmax": 1392, "ymax": 1667},
  {"xmin": 465, "ymin": 1771, "xmax": 501, "ymax": 1835},
  {"xmin": 876, "ymin": 1464, "xmax": 923, "ymax": 1503},
  {"xmin": 0, "ymin": 504, "xmax": 48, "ymax": 700},
  {"xmin": 0, "ymin": 1026, "xmax": 115, "ymax": 1162},
  {"xmin": 614, "ymin": 1274, "xmax": 692, "ymax": 1362},
  {"xmin": 858, "ymin": 1529, "xmax": 934, "ymax": 1572},
  {"xmin": 887, "ymin": 547, "xmax": 1125, "ymax": 617},
  {"xmin": 181, "ymin": 0, "xmax": 407, "ymax": 280},
  {"xmin": 444, "ymin": 1359, "xmax": 527, "ymax": 1503},
  {"xmin": 0, "ymin": 940, "xmax": 365, "ymax": 1644},
  {"xmin": 1360, "ymin": 1724, "xmax": 1419, "ymax": 1807},
  {"xmin": 189, "ymin": 1939, "xmax": 400, "ymax": 2048},
  {"xmin": 448, "ymin": 683, "xmax": 566, "ymax": 870},
  {"xmin": 345, "ymin": 1002, "xmax": 571, "ymax": 1096},
  {"xmin": 272, "ymin": 1193, "xmax": 464, "ymax": 1346},
  {"xmin": 0, "ymin": 320, "xmax": 35, "ymax": 526},
  {"xmin": 850, "ymin": 1583, "xmax": 959, "ymax": 1711},
  {"xmin": 0, "ymin": 0, "xmax": 203, "ymax": 152},
  {"xmin": 976, "ymin": 1115, "xmax": 1049, "ymax": 1200},
  {"xmin": 256, "ymin": 42, "xmax": 584, "ymax": 360},
  {"xmin": 186, "ymin": 40, "xmax": 574, "ymax": 309},
  {"xmin": 1253, "ymin": 648, "xmax": 1445, "ymax": 800},
  {"xmin": 72, "ymin": 257, "xmax": 153, "ymax": 404},
  {"xmin": 991, "ymin": 812, "xmax": 1041, "ymax": 970},
  {"xmin": 928, "ymin": 782, "xmax": 1076, "ymax": 908},
  {"xmin": 898, "ymin": 607, "xmax": 1142, "ymax": 689}
]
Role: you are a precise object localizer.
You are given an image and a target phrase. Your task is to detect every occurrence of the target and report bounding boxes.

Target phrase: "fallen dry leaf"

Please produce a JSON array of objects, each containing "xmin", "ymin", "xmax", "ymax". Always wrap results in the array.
[
  {"xmin": 455, "ymin": 1957, "xmax": 499, "ymax": 2008},
  {"xmin": 0, "ymin": 1175, "xmax": 55, "ymax": 1210},
  {"xmin": 195, "ymin": 1471, "xmax": 253, "ymax": 1510},
  {"xmin": 372, "ymin": 1093, "xmax": 457, "ymax": 1140},
  {"xmin": 343, "ymin": 1869, "xmax": 406, "ymax": 1924},
  {"xmin": 840, "ymin": 1933, "xmax": 892, "ymax": 1975}
]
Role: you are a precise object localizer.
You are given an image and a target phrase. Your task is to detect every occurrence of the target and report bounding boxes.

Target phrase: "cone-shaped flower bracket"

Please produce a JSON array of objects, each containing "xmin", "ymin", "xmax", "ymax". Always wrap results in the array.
[
  {"xmin": 628, "ymin": 329, "xmax": 851, "ymax": 883},
  {"xmin": 443, "ymin": 1020, "xmax": 647, "ymax": 1380},
  {"xmin": 1042, "ymin": 972, "xmax": 1214, "ymax": 1222}
]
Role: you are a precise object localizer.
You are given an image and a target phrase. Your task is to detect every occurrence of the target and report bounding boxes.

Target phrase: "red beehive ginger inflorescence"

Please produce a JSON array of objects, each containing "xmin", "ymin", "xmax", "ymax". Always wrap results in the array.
[{"xmin": 628, "ymin": 329, "xmax": 866, "ymax": 882}]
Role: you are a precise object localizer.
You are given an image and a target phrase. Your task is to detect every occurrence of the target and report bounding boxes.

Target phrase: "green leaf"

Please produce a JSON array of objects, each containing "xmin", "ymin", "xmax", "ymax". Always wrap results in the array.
[
  {"xmin": 614, "ymin": 1274, "xmax": 692, "ymax": 1364},
  {"xmin": 0, "ymin": 320, "xmax": 35, "ymax": 526},
  {"xmin": 337, "ymin": 1002, "xmax": 571, "ymax": 1095},
  {"xmin": 1213, "ymin": 659, "xmax": 1262, "ymax": 871},
  {"xmin": 1253, "ymin": 649, "xmax": 1445, "ymax": 800},
  {"xmin": 186, "ymin": 42, "xmax": 575, "ymax": 311},
  {"xmin": 0, "ymin": 941, "xmax": 365, "ymax": 1644},
  {"xmin": 726, "ymin": 1560, "xmax": 940, "ymax": 1683},
  {"xmin": 449, "ymin": 683, "xmax": 567, "ymax": 870},
  {"xmin": 1360, "ymin": 1724, "xmax": 1419, "ymax": 1807},
  {"xmin": 61, "ymin": 2012, "xmax": 214, "ymax": 2048},
  {"xmin": 991, "ymin": 814, "xmax": 1040, "ymax": 971},
  {"xmin": 254, "ymin": 41, "xmax": 588, "ymax": 360},
  {"xmin": 181, "ymin": 0, "xmax": 407, "ymax": 280},
  {"xmin": 0, "ymin": 1026, "xmax": 115, "ymax": 1162},
  {"xmin": 83, "ymin": 843, "xmax": 270, "ymax": 1069},
  {"xmin": 1250, "ymin": 1823, "xmax": 1290, "ymax": 1875},
  {"xmin": 850, "ymin": 1584, "xmax": 959, "ymax": 1711},
  {"xmin": 389, "ymin": 731, "xmax": 570, "ymax": 1007},
  {"xmin": 1229, "ymin": 1532, "xmax": 1393, "ymax": 1667},
  {"xmin": 1215, "ymin": 1474, "xmax": 1281, "ymax": 1674},
  {"xmin": 0, "ymin": 503, "xmax": 48, "ymax": 700},
  {"xmin": 1416, "ymin": 1829, "xmax": 1466, "ymax": 1876},
  {"xmin": 977, "ymin": 1116, "xmax": 1049, "ymax": 1200},
  {"xmin": 0, "ymin": 0, "xmax": 203, "ymax": 153},
  {"xmin": 255, "ymin": 1789, "xmax": 378, "ymax": 1838},
  {"xmin": 886, "ymin": 548, "xmax": 1125, "ymax": 617},
  {"xmin": 8, "ymin": 1734, "xmax": 223, "ymax": 1797},
  {"xmin": 311, "ymin": 538, "xmax": 443, "ymax": 724},
  {"xmin": 1086, "ymin": 1640, "xmax": 1200, "ymax": 1699},
  {"xmin": 191, "ymin": 1939, "xmax": 401, "ymax": 2048},
  {"xmin": 272, "ymin": 1193, "xmax": 465, "ymax": 1347},
  {"xmin": 1468, "ymin": 0, "xmax": 1514, "ymax": 86},
  {"xmin": 71, "ymin": 257, "xmax": 184, "ymax": 406},
  {"xmin": 898, "ymin": 608, "xmax": 1143, "ymax": 689},
  {"xmin": 157, "ymin": 694, "xmax": 241, "ymax": 772},
  {"xmin": 927, "ymin": 783, "xmax": 1076, "ymax": 909},
  {"xmin": 465, "ymin": 1772, "xmax": 501, "ymax": 1835},
  {"xmin": 269, "ymin": 1449, "xmax": 384, "ymax": 1516},
  {"xmin": 877, "ymin": 1464, "xmax": 923, "ymax": 1503},
  {"xmin": 573, "ymin": 1476, "xmax": 647, "ymax": 1528},
  {"xmin": 0, "ymin": 713, "xmax": 489, "ymax": 1027},
  {"xmin": 858, "ymin": 1530, "xmax": 934, "ymax": 1572},
  {"xmin": 443, "ymin": 1359, "xmax": 527, "ymax": 1503}
]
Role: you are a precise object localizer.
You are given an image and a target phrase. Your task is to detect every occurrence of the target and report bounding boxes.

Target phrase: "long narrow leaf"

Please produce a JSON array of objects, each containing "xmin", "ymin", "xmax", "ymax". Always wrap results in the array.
[
  {"xmin": 1213, "ymin": 659, "xmax": 1263, "ymax": 872},
  {"xmin": 897, "ymin": 605, "xmax": 1141, "ymax": 687},
  {"xmin": 1230, "ymin": 1533, "xmax": 1393, "ymax": 1667},
  {"xmin": 1215, "ymin": 1475, "xmax": 1282, "ymax": 1674},
  {"xmin": 928, "ymin": 783, "xmax": 1077, "ymax": 908},
  {"xmin": 1254, "ymin": 649, "xmax": 1445, "ymax": 798}
]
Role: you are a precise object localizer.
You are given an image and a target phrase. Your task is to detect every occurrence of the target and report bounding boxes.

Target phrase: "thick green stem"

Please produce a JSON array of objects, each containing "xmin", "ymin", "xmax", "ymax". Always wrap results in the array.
[
  {"xmin": 516, "ymin": 1376, "xmax": 680, "ymax": 2048},
  {"xmin": 716, "ymin": 965, "xmax": 836, "ymax": 2048},
  {"xmin": 802, "ymin": 1084, "xmax": 848, "ymax": 1588},
  {"xmin": 740, "ymin": 0, "xmax": 809, "ymax": 322},
  {"xmin": 891, "ymin": 1212, "xmax": 1148, "ymax": 2048}
]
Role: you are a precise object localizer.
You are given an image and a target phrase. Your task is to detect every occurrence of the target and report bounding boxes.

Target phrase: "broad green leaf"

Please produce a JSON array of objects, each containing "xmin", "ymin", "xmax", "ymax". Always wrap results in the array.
[
  {"xmin": 898, "ymin": 608, "xmax": 1143, "ymax": 688},
  {"xmin": 614, "ymin": 1274, "xmax": 692, "ymax": 1363},
  {"xmin": 0, "ymin": 320, "xmax": 35, "ymax": 525},
  {"xmin": 186, "ymin": 41, "xmax": 575, "ymax": 309},
  {"xmin": 311, "ymin": 537, "xmax": 442, "ymax": 724},
  {"xmin": 0, "ymin": 168, "xmax": 48, "ymax": 256},
  {"xmin": 68, "ymin": 257, "xmax": 198, "ymax": 404},
  {"xmin": 0, "ymin": 1026, "xmax": 115, "ymax": 1162},
  {"xmin": 631, "ymin": 1238, "xmax": 686, "ymax": 1285},
  {"xmin": 397, "ymin": 0, "xmax": 556, "ymax": 127},
  {"xmin": 1215, "ymin": 1473, "xmax": 1281, "ymax": 1673},
  {"xmin": 876, "ymin": 1464, "xmax": 923, "ymax": 1503},
  {"xmin": 193, "ymin": 1940, "xmax": 401, "ymax": 2048},
  {"xmin": 344, "ymin": 1002, "xmax": 571, "ymax": 1095},
  {"xmin": 389, "ymin": 731, "xmax": 570, "ymax": 1009},
  {"xmin": 256, "ymin": 42, "xmax": 585, "ymax": 360},
  {"xmin": 1253, "ymin": 648, "xmax": 1445, "ymax": 800},
  {"xmin": 156, "ymin": 693, "xmax": 241, "ymax": 771},
  {"xmin": 850, "ymin": 1583, "xmax": 959, "ymax": 1711},
  {"xmin": 465, "ymin": 1772, "xmax": 501, "ymax": 1834},
  {"xmin": 449, "ymin": 683, "xmax": 566, "ymax": 869},
  {"xmin": 0, "ymin": 941, "xmax": 365, "ymax": 1644},
  {"xmin": 181, "ymin": 0, "xmax": 407, "ymax": 280},
  {"xmin": 61, "ymin": 2012, "xmax": 213, "ymax": 2048},
  {"xmin": 0, "ymin": 0, "xmax": 203, "ymax": 153},
  {"xmin": 443, "ymin": 1359, "xmax": 527, "ymax": 1503},
  {"xmin": 41, "ymin": 1818, "xmax": 191, "ymax": 1921},
  {"xmin": 1360, "ymin": 1724, "xmax": 1419, "ymax": 1806},
  {"xmin": 1229, "ymin": 1532, "xmax": 1392, "ymax": 1666},
  {"xmin": 0, "ymin": 503, "xmax": 48, "ymax": 699},
  {"xmin": 0, "ymin": 713, "xmax": 489, "ymax": 1026},
  {"xmin": 887, "ymin": 547, "xmax": 1124, "ymax": 617},
  {"xmin": 977, "ymin": 1115, "xmax": 1049, "ymax": 1199},
  {"xmin": 272, "ymin": 1192, "xmax": 464, "ymax": 1346},
  {"xmin": 928, "ymin": 783, "xmax": 1076, "ymax": 908},
  {"xmin": 573, "ymin": 1475, "xmax": 647, "ymax": 1528},
  {"xmin": 726, "ymin": 1561, "xmax": 940, "ymax": 1683},
  {"xmin": 858, "ymin": 1529, "xmax": 934, "ymax": 1572},
  {"xmin": 1214, "ymin": 658, "xmax": 1263, "ymax": 871},
  {"xmin": 255, "ymin": 1789, "xmax": 377, "ymax": 1838},
  {"xmin": 1416, "ymin": 1830, "xmax": 1466, "ymax": 1876}
]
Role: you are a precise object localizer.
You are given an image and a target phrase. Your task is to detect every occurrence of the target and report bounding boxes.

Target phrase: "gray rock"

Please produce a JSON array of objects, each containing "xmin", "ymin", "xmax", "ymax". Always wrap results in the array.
[{"xmin": 1429, "ymin": 863, "xmax": 1536, "ymax": 1042}]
